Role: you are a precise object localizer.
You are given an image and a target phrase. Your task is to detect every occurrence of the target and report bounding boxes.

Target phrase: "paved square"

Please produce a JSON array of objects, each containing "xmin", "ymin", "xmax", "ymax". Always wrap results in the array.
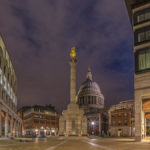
[{"xmin": 0, "ymin": 137, "xmax": 150, "ymax": 150}]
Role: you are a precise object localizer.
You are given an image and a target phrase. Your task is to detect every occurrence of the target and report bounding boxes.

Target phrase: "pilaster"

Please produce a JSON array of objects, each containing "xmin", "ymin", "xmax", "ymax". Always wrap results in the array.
[
  {"xmin": 5, "ymin": 112, "xmax": 8, "ymax": 137},
  {"xmin": 99, "ymin": 114, "xmax": 102, "ymax": 136},
  {"xmin": 0, "ymin": 107, "xmax": 2, "ymax": 137},
  {"xmin": 10, "ymin": 117, "xmax": 13, "ymax": 137}
]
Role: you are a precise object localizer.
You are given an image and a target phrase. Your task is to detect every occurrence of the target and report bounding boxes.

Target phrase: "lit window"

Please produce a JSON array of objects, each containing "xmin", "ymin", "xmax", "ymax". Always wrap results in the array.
[
  {"xmin": 124, "ymin": 113, "xmax": 127, "ymax": 117},
  {"xmin": 137, "ymin": 12, "xmax": 150, "ymax": 23},
  {"xmin": 138, "ymin": 30, "xmax": 150, "ymax": 43},
  {"xmin": 112, "ymin": 121, "xmax": 115, "ymax": 126},
  {"xmin": 124, "ymin": 120, "xmax": 127, "ymax": 125},
  {"xmin": 136, "ymin": 48, "xmax": 150, "ymax": 71},
  {"xmin": 118, "ymin": 120, "xmax": 121, "ymax": 126}
]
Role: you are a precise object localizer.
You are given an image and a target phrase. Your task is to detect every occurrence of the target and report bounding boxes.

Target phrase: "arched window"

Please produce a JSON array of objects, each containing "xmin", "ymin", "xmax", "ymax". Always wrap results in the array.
[
  {"xmin": 4, "ymin": 65, "xmax": 6, "ymax": 74},
  {"xmin": 83, "ymin": 97, "xmax": 85, "ymax": 104},
  {"xmin": 79, "ymin": 98, "xmax": 81, "ymax": 104},
  {"xmin": 92, "ymin": 97, "xmax": 94, "ymax": 104},
  {"xmin": 94, "ymin": 97, "xmax": 96, "ymax": 104},
  {"xmin": 88, "ymin": 96, "xmax": 90, "ymax": 104},
  {"xmin": 80, "ymin": 97, "xmax": 83, "ymax": 105}
]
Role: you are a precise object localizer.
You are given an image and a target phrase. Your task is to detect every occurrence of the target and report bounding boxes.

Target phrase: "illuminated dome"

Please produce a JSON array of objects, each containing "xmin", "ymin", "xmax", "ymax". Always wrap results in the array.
[{"xmin": 77, "ymin": 68, "xmax": 104, "ymax": 110}]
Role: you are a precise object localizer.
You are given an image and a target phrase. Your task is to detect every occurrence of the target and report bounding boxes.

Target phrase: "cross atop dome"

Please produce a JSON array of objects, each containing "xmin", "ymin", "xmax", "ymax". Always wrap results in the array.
[{"xmin": 86, "ymin": 67, "xmax": 93, "ymax": 81}]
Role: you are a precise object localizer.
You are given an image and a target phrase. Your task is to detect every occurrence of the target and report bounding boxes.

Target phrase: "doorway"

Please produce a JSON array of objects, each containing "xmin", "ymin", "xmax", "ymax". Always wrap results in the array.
[{"xmin": 146, "ymin": 118, "xmax": 150, "ymax": 136}]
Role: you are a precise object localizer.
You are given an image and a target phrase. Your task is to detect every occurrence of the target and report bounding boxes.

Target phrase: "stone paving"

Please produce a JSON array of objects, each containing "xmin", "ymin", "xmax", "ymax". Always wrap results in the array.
[{"xmin": 0, "ymin": 137, "xmax": 150, "ymax": 150}]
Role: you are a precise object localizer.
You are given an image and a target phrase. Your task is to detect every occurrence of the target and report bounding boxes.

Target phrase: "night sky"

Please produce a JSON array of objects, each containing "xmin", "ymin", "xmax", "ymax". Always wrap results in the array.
[{"xmin": 0, "ymin": 0, "xmax": 134, "ymax": 113}]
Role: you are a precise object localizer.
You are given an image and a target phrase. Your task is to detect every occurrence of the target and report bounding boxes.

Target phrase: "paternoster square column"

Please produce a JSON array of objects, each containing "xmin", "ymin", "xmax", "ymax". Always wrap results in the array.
[{"xmin": 70, "ymin": 47, "xmax": 77, "ymax": 103}]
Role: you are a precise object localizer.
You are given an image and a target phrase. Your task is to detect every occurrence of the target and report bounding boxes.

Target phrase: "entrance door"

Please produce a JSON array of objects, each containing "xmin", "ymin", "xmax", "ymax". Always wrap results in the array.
[
  {"xmin": 146, "ymin": 118, "xmax": 150, "ymax": 136},
  {"xmin": 118, "ymin": 129, "xmax": 122, "ymax": 137}
]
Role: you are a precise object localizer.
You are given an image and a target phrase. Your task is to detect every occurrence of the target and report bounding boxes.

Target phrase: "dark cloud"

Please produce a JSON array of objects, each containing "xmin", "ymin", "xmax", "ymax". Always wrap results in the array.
[{"xmin": 0, "ymin": 0, "xmax": 134, "ymax": 113}]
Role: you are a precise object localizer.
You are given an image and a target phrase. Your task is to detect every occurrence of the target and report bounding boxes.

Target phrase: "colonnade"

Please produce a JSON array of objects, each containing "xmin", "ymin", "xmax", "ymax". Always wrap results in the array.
[{"xmin": 0, "ymin": 105, "xmax": 22, "ymax": 138}]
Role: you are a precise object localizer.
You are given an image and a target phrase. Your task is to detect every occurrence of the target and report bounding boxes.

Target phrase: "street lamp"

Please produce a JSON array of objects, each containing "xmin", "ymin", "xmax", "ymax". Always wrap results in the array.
[
  {"xmin": 91, "ymin": 122, "xmax": 95, "ymax": 125},
  {"xmin": 91, "ymin": 121, "xmax": 95, "ymax": 135}
]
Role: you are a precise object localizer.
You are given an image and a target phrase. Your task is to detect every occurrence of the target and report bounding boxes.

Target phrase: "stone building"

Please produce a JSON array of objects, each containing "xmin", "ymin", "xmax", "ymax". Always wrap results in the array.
[
  {"xmin": 77, "ymin": 68, "xmax": 108, "ymax": 136},
  {"xmin": 108, "ymin": 100, "xmax": 135, "ymax": 137},
  {"xmin": 18, "ymin": 105, "xmax": 59, "ymax": 137},
  {"xmin": 85, "ymin": 108, "xmax": 108, "ymax": 136},
  {"xmin": 0, "ymin": 35, "xmax": 22, "ymax": 138},
  {"xmin": 77, "ymin": 68, "xmax": 104, "ymax": 112},
  {"xmin": 125, "ymin": 0, "xmax": 150, "ymax": 141},
  {"xmin": 59, "ymin": 47, "xmax": 87, "ymax": 136}
]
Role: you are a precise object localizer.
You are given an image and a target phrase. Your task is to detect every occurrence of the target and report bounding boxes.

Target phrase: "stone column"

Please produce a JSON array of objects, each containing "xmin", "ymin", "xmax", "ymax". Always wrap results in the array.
[
  {"xmin": 14, "ymin": 120, "xmax": 16, "ymax": 137},
  {"xmin": 10, "ymin": 117, "xmax": 13, "ymax": 137},
  {"xmin": 99, "ymin": 114, "xmax": 101, "ymax": 136},
  {"xmin": 20, "ymin": 123, "xmax": 22, "ymax": 137},
  {"xmin": 108, "ymin": 110, "xmax": 111, "ymax": 136},
  {"xmin": 16, "ymin": 122, "xmax": 19, "ymax": 137},
  {"xmin": 70, "ymin": 47, "xmax": 77, "ymax": 103},
  {"xmin": 5, "ymin": 112, "xmax": 8, "ymax": 137},
  {"xmin": 135, "ymin": 92, "xmax": 142, "ymax": 141},
  {"xmin": 0, "ymin": 107, "xmax": 2, "ymax": 137}
]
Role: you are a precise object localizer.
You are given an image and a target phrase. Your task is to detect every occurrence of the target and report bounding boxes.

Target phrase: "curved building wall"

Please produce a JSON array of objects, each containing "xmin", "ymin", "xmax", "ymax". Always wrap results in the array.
[
  {"xmin": 77, "ymin": 69, "xmax": 104, "ymax": 111},
  {"xmin": 0, "ymin": 35, "xmax": 22, "ymax": 138},
  {"xmin": 0, "ymin": 36, "xmax": 17, "ymax": 112}
]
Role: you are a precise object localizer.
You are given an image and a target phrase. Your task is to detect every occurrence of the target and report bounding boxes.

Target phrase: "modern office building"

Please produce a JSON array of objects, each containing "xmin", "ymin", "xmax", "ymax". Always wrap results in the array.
[
  {"xmin": 125, "ymin": 0, "xmax": 150, "ymax": 141},
  {"xmin": 18, "ymin": 105, "xmax": 59, "ymax": 137},
  {"xmin": 108, "ymin": 100, "xmax": 135, "ymax": 137},
  {"xmin": 0, "ymin": 35, "xmax": 22, "ymax": 138}
]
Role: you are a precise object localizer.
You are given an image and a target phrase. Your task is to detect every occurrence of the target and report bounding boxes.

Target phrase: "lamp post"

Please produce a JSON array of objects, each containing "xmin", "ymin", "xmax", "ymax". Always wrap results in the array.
[{"xmin": 91, "ymin": 121, "xmax": 95, "ymax": 135}]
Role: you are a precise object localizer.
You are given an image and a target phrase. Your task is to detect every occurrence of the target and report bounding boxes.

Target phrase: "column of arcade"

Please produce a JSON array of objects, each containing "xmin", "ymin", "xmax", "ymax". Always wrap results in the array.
[{"xmin": 0, "ymin": 108, "xmax": 22, "ymax": 137}]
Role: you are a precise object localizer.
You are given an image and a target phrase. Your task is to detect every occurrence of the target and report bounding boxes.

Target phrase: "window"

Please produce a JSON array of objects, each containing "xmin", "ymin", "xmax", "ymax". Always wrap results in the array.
[
  {"xmin": 137, "ymin": 12, "xmax": 150, "ymax": 23},
  {"xmin": 40, "ymin": 121, "xmax": 45, "ymax": 124},
  {"xmin": 112, "ymin": 121, "xmax": 115, "ymax": 126},
  {"xmin": 34, "ymin": 120, "xmax": 39, "ymax": 123},
  {"xmin": 34, "ymin": 115, "xmax": 39, "ymax": 118},
  {"xmin": 137, "ymin": 30, "xmax": 150, "ymax": 43},
  {"xmin": 111, "ymin": 114, "xmax": 114, "ymax": 118},
  {"xmin": 118, "ymin": 120, "xmax": 121, "ymax": 126},
  {"xmin": 135, "ymin": 25, "xmax": 150, "ymax": 45},
  {"xmin": 135, "ymin": 48, "xmax": 150, "ymax": 73},
  {"xmin": 124, "ymin": 113, "xmax": 127, "ymax": 117},
  {"xmin": 134, "ymin": 8, "xmax": 150, "ymax": 24},
  {"xmin": 124, "ymin": 120, "xmax": 127, "ymax": 126},
  {"xmin": 118, "ymin": 113, "xmax": 121, "ymax": 117},
  {"xmin": 34, "ymin": 108, "xmax": 39, "ymax": 112}
]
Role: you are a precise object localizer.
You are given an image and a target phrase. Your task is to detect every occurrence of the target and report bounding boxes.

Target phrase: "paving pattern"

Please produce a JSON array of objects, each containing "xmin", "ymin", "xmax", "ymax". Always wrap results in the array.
[{"xmin": 0, "ymin": 137, "xmax": 150, "ymax": 150}]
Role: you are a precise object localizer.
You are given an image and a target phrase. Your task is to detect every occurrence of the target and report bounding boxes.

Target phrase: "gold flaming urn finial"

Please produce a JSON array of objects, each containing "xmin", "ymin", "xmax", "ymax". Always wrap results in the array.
[{"xmin": 70, "ymin": 47, "xmax": 76, "ymax": 58}]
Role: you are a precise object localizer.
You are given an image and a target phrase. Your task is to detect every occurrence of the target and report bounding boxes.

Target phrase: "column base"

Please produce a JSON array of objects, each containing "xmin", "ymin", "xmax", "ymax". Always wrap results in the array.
[{"xmin": 135, "ymin": 136, "xmax": 142, "ymax": 142}]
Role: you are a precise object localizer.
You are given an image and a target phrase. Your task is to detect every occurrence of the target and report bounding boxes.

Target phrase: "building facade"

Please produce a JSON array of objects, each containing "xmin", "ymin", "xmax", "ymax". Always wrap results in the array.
[
  {"xmin": 108, "ymin": 100, "xmax": 134, "ymax": 137},
  {"xmin": 77, "ymin": 68, "xmax": 104, "ymax": 112},
  {"xmin": 0, "ymin": 35, "xmax": 22, "ymax": 138},
  {"xmin": 59, "ymin": 47, "xmax": 87, "ymax": 136},
  {"xmin": 18, "ymin": 105, "xmax": 59, "ymax": 137},
  {"xmin": 125, "ymin": 0, "xmax": 150, "ymax": 141},
  {"xmin": 77, "ymin": 68, "xmax": 108, "ymax": 136},
  {"xmin": 85, "ymin": 108, "xmax": 108, "ymax": 136}
]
